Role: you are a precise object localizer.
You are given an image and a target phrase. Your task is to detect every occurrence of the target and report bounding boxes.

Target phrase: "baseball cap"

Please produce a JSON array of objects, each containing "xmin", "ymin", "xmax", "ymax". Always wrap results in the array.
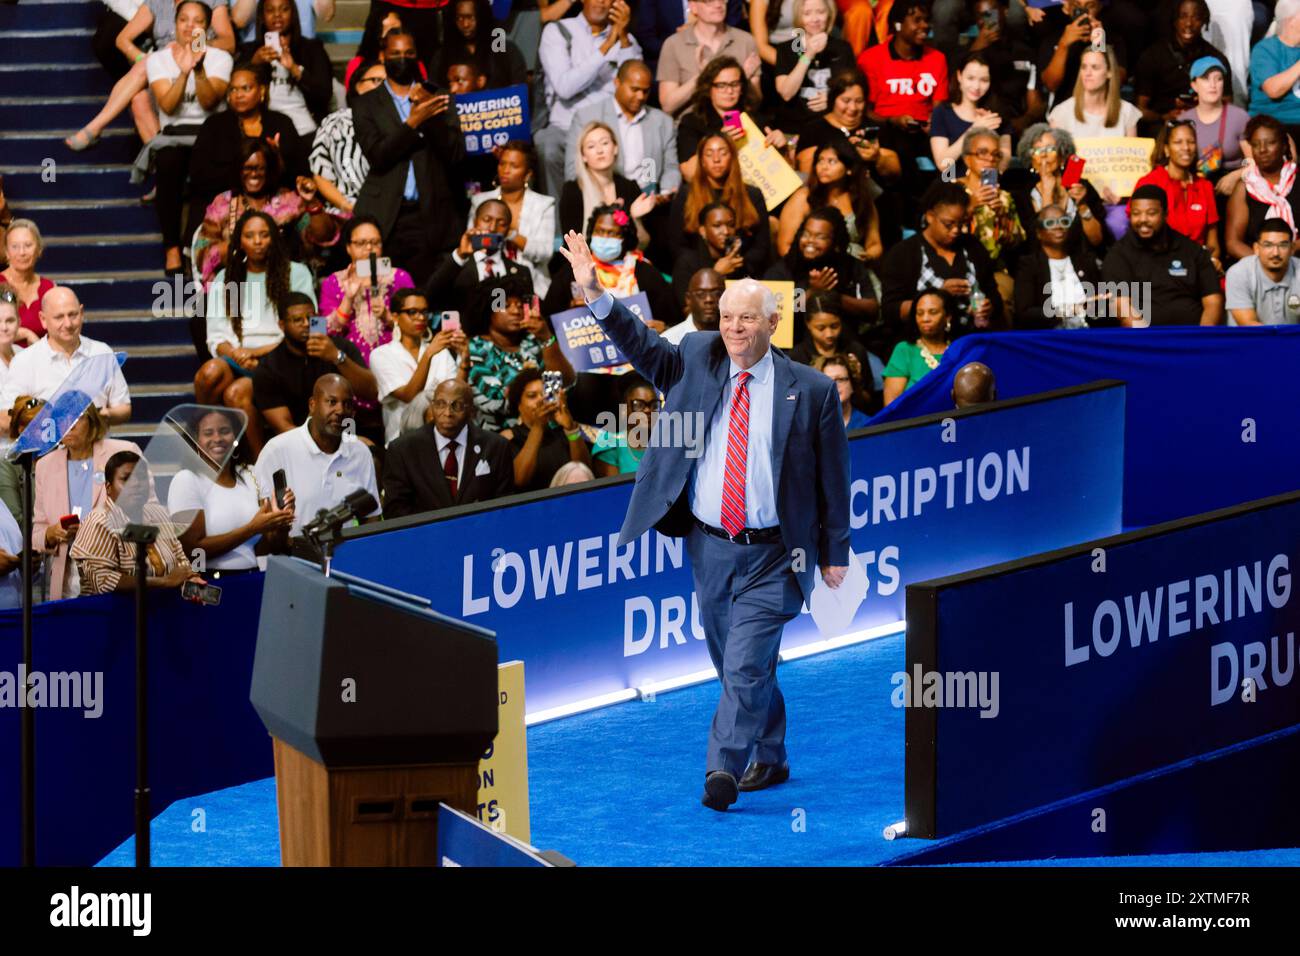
[{"xmin": 1189, "ymin": 56, "xmax": 1226, "ymax": 80}]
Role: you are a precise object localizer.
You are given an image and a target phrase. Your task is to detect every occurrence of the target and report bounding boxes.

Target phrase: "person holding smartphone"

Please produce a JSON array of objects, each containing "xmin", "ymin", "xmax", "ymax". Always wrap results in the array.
[
  {"xmin": 1011, "ymin": 123, "xmax": 1108, "ymax": 259},
  {"xmin": 1134, "ymin": 0, "xmax": 1234, "ymax": 133},
  {"xmin": 252, "ymin": 292, "xmax": 378, "ymax": 436},
  {"xmin": 958, "ymin": 128, "xmax": 1026, "ymax": 304},
  {"xmin": 368, "ymin": 289, "xmax": 467, "ymax": 445},
  {"xmin": 167, "ymin": 407, "xmax": 296, "ymax": 576},
  {"xmin": 72, "ymin": 453, "xmax": 208, "ymax": 597},
  {"xmin": 240, "ymin": 0, "xmax": 333, "ymax": 136}
]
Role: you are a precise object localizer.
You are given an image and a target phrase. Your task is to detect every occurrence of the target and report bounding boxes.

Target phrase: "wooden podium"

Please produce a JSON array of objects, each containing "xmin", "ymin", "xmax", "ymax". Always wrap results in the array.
[{"xmin": 251, "ymin": 558, "xmax": 498, "ymax": 867}]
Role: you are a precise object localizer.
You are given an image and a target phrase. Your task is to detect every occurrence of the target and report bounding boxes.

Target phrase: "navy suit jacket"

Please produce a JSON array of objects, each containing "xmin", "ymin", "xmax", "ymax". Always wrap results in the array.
[{"xmin": 595, "ymin": 296, "xmax": 851, "ymax": 604}]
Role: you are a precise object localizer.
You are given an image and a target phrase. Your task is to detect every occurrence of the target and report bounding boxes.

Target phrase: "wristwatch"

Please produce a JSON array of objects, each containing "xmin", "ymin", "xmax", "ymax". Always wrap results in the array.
[{"xmin": 334, "ymin": 348, "xmax": 346, "ymax": 366}]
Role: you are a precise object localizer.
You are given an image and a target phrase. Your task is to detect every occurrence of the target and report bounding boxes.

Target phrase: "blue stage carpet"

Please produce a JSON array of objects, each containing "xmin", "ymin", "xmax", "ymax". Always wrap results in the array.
[{"xmin": 96, "ymin": 634, "xmax": 1300, "ymax": 867}]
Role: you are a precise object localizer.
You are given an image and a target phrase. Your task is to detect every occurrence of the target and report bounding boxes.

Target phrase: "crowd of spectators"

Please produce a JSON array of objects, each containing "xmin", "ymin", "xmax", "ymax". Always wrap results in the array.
[{"xmin": 2, "ymin": 0, "xmax": 1298, "ymax": 605}]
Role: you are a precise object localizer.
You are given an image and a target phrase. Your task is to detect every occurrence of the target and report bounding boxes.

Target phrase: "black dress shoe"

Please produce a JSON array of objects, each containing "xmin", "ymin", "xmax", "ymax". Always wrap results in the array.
[
  {"xmin": 738, "ymin": 762, "xmax": 790, "ymax": 792},
  {"xmin": 701, "ymin": 770, "xmax": 739, "ymax": 811}
]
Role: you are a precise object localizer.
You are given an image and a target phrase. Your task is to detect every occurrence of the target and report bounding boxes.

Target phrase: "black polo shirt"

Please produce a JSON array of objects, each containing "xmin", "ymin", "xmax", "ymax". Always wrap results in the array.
[
  {"xmin": 1101, "ymin": 227, "xmax": 1220, "ymax": 326},
  {"xmin": 252, "ymin": 335, "xmax": 365, "ymax": 425},
  {"xmin": 1134, "ymin": 38, "xmax": 1234, "ymax": 115}
]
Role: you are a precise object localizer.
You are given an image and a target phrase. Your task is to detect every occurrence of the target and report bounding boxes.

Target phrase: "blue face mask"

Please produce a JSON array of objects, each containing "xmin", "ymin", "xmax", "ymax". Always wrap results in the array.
[{"xmin": 590, "ymin": 236, "xmax": 624, "ymax": 261}]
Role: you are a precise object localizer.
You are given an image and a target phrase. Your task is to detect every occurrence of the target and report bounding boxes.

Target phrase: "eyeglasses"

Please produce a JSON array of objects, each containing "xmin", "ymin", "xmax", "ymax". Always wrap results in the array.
[
  {"xmin": 393, "ymin": 308, "xmax": 432, "ymax": 318},
  {"xmin": 1030, "ymin": 145, "xmax": 1060, "ymax": 156},
  {"xmin": 349, "ymin": 237, "xmax": 383, "ymax": 249},
  {"xmin": 968, "ymin": 148, "xmax": 1003, "ymax": 160},
  {"xmin": 1258, "ymin": 240, "xmax": 1292, "ymax": 252},
  {"xmin": 712, "ymin": 80, "xmax": 744, "ymax": 90},
  {"xmin": 431, "ymin": 399, "xmax": 468, "ymax": 412},
  {"xmin": 1039, "ymin": 216, "xmax": 1073, "ymax": 229},
  {"xmin": 626, "ymin": 399, "xmax": 659, "ymax": 411}
]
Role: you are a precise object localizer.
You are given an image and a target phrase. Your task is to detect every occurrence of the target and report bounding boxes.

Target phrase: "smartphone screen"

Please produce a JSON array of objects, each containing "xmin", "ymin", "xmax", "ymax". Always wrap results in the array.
[
  {"xmin": 264, "ymin": 30, "xmax": 280, "ymax": 49},
  {"xmin": 980, "ymin": 168, "xmax": 998, "ymax": 189},
  {"xmin": 441, "ymin": 311, "xmax": 460, "ymax": 332},
  {"xmin": 309, "ymin": 315, "xmax": 328, "ymax": 337},
  {"xmin": 1061, "ymin": 154, "xmax": 1086, "ymax": 188},
  {"xmin": 272, "ymin": 468, "xmax": 288, "ymax": 510},
  {"xmin": 723, "ymin": 110, "xmax": 742, "ymax": 129}
]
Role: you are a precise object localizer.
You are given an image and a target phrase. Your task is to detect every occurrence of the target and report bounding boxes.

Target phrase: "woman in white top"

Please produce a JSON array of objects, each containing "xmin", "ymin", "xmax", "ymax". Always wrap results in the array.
[
  {"xmin": 146, "ymin": 0, "xmax": 233, "ymax": 274},
  {"xmin": 242, "ymin": 0, "xmax": 334, "ymax": 136},
  {"xmin": 1047, "ymin": 46, "xmax": 1140, "ymax": 141},
  {"xmin": 468, "ymin": 140, "xmax": 557, "ymax": 296},
  {"xmin": 194, "ymin": 209, "xmax": 316, "ymax": 414},
  {"xmin": 0, "ymin": 290, "xmax": 25, "ymax": 392},
  {"xmin": 168, "ymin": 407, "xmax": 295, "ymax": 573}
]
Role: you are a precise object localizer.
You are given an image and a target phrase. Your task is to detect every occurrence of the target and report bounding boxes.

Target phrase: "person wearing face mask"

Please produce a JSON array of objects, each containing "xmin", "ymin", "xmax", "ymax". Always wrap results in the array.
[
  {"xmin": 353, "ymin": 27, "xmax": 466, "ymax": 286},
  {"xmin": 1102, "ymin": 183, "xmax": 1224, "ymax": 325}
]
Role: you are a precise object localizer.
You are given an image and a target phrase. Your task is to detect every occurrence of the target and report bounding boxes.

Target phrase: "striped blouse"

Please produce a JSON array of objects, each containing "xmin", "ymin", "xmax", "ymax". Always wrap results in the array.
[
  {"xmin": 310, "ymin": 108, "xmax": 369, "ymax": 214},
  {"xmin": 70, "ymin": 500, "xmax": 191, "ymax": 595}
]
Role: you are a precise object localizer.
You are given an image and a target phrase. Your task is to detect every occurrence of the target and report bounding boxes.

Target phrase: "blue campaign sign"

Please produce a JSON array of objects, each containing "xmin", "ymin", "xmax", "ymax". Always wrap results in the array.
[
  {"xmin": 455, "ymin": 84, "xmax": 530, "ymax": 155},
  {"xmin": 333, "ymin": 381, "xmax": 1126, "ymax": 716},
  {"xmin": 553, "ymin": 292, "xmax": 653, "ymax": 372},
  {"xmin": 437, "ymin": 805, "xmax": 553, "ymax": 867},
  {"xmin": 906, "ymin": 490, "xmax": 1300, "ymax": 839}
]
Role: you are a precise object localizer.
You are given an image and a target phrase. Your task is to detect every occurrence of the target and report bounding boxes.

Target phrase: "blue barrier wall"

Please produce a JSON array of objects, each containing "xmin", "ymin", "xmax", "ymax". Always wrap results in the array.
[
  {"xmin": 334, "ymin": 382, "xmax": 1126, "ymax": 714},
  {"xmin": 870, "ymin": 328, "xmax": 1300, "ymax": 529},
  {"xmin": 0, "ymin": 575, "xmax": 270, "ymax": 866},
  {"xmin": 0, "ymin": 381, "xmax": 1124, "ymax": 865},
  {"xmin": 905, "ymin": 490, "xmax": 1300, "ymax": 839}
]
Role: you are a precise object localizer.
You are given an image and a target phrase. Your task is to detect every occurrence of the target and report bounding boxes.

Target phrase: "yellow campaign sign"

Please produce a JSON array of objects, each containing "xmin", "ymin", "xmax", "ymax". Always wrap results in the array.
[
  {"xmin": 736, "ymin": 112, "xmax": 803, "ymax": 210},
  {"xmin": 476, "ymin": 660, "xmax": 530, "ymax": 843},
  {"xmin": 727, "ymin": 278, "xmax": 795, "ymax": 348},
  {"xmin": 1073, "ymin": 137, "xmax": 1155, "ymax": 200}
]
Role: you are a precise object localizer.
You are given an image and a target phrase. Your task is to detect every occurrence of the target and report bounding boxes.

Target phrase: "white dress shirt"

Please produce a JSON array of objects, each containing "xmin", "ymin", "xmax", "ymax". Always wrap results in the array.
[
  {"xmin": 661, "ymin": 317, "xmax": 701, "ymax": 344},
  {"xmin": 254, "ymin": 421, "xmax": 380, "ymax": 535},
  {"xmin": 615, "ymin": 107, "xmax": 648, "ymax": 181},
  {"xmin": 690, "ymin": 350, "xmax": 778, "ymax": 530},
  {"xmin": 433, "ymin": 423, "xmax": 470, "ymax": 486},
  {"xmin": 369, "ymin": 338, "xmax": 459, "ymax": 446},
  {"xmin": 0, "ymin": 335, "xmax": 129, "ymax": 412}
]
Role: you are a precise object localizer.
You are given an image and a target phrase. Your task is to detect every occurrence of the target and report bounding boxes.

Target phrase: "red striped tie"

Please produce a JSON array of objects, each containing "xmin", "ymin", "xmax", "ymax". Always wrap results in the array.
[{"xmin": 720, "ymin": 371, "xmax": 751, "ymax": 537}]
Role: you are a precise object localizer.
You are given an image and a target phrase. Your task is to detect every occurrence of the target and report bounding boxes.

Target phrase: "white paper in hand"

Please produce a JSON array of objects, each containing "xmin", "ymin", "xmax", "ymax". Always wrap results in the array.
[{"xmin": 807, "ymin": 550, "xmax": 869, "ymax": 638}]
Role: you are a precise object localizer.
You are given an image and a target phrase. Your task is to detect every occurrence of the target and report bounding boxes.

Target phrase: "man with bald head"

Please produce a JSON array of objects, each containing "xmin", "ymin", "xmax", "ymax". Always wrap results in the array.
[
  {"xmin": 0, "ymin": 285, "xmax": 131, "ymax": 429},
  {"xmin": 951, "ymin": 362, "xmax": 998, "ymax": 409},
  {"xmin": 381, "ymin": 379, "xmax": 514, "ymax": 518},
  {"xmin": 662, "ymin": 268, "xmax": 723, "ymax": 344},
  {"xmin": 561, "ymin": 231, "xmax": 851, "ymax": 812},
  {"xmin": 255, "ymin": 374, "xmax": 380, "ymax": 536}
]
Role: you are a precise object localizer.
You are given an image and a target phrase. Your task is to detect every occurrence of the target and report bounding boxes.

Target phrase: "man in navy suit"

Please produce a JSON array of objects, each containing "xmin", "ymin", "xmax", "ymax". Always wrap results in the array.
[{"xmin": 559, "ymin": 231, "xmax": 851, "ymax": 812}]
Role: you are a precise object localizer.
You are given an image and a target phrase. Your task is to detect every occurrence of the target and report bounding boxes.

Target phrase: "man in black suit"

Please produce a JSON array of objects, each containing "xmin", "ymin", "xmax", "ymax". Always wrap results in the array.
[
  {"xmin": 424, "ymin": 199, "xmax": 535, "ymax": 316},
  {"xmin": 352, "ymin": 28, "xmax": 465, "ymax": 286},
  {"xmin": 382, "ymin": 380, "xmax": 515, "ymax": 518}
]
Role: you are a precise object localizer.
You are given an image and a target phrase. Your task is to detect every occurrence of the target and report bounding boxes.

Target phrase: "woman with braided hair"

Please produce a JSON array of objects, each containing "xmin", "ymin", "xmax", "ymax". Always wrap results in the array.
[{"xmin": 194, "ymin": 209, "xmax": 316, "ymax": 417}]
